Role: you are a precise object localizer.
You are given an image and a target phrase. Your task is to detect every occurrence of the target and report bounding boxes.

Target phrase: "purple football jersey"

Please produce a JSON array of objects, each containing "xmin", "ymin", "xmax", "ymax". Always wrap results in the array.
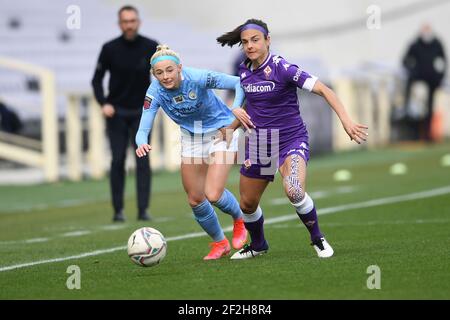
[{"xmin": 239, "ymin": 53, "xmax": 318, "ymax": 145}]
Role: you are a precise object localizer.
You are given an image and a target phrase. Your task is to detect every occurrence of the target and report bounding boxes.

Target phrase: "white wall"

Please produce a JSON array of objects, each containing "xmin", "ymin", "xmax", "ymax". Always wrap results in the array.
[{"xmin": 120, "ymin": 0, "xmax": 450, "ymax": 77}]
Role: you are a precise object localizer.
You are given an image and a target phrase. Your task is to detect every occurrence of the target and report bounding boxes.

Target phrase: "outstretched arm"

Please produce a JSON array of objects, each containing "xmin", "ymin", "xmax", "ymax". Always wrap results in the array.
[
  {"xmin": 202, "ymin": 70, "xmax": 254, "ymax": 130},
  {"xmin": 312, "ymin": 81, "xmax": 368, "ymax": 144}
]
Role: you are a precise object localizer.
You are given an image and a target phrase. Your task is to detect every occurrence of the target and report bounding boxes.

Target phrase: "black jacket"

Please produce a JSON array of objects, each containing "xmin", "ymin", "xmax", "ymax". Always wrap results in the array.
[
  {"xmin": 403, "ymin": 37, "xmax": 446, "ymax": 87},
  {"xmin": 92, "ymin": 35, "xmax": 158, "ymax": 111}
]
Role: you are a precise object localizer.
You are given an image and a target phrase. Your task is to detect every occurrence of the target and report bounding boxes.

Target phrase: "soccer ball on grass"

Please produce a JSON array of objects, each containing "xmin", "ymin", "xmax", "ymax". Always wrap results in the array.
[{"xmin": 127, "ymin": 227, "xmax": 167, "ymax": 267}]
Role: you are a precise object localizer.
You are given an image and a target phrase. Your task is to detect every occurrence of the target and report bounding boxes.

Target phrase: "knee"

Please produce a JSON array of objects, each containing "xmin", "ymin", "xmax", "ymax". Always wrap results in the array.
[
  {"xmin": 111, "ymin": 158, "xmax": 125, "ymax": 169},
  {"xmin": 110, "ymin": 148, "xmax": 126, "ymax": 163},
  {"xmin": 205, "ymin": 189, "xmax": 223, "ymax": 204},
  {"xmin": 187, "ymin": 194, "xmax": 206, "ymax": 208},
  {"xmin": 240, "ymin": 196, "xmax": 259, "ymax": 214}
]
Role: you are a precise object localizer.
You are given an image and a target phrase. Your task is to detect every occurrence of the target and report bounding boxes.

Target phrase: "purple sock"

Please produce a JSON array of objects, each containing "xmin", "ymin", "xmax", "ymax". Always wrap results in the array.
[
  {"xmin": 244, "ymin": 215, "xmax": 268, "ymax": 250},
  {"xmin": 297, "ymin": 207, "xmax": 323, "ymax": 241}
]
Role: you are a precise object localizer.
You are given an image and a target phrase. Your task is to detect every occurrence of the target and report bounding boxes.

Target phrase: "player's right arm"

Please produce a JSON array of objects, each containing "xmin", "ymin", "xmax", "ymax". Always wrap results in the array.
[
  {"xmin": 91, "ymin": 44, "xmax": 115, "ymax": 117},
  {"xmin": 135, "ymin": 87, "xmax": 161, "ymax": 157}
]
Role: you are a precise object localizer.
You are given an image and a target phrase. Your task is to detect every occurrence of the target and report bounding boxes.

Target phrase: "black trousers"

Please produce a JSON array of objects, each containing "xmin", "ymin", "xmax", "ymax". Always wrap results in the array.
[{"xmin": 106, "ymin": 112, "xmax": 151, "ymax": 214}]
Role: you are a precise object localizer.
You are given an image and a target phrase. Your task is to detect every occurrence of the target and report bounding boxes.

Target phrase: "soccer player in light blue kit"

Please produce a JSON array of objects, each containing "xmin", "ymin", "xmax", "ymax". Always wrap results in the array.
[{"xmin": 136, "ymin": 45, "xmax": 254, "ymax": 260}]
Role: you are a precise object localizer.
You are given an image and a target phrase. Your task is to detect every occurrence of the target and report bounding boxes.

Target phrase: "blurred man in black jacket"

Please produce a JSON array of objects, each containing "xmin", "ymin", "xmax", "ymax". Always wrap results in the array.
[
  {"xmin": 92, "ymin": 5, "xmax": 158, "ymax": 221},
  {"xmin": 403, "ymin": 24, "xmax": 447, "ymax": 141},
  {"xmin": 0, "ymin": 100, "xmax": 22, "ymax": 134}
]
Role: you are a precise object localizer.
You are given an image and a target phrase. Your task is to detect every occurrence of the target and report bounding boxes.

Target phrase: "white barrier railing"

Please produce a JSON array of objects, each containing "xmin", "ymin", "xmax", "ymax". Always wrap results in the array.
[
  {"xmin": 65, "ymin": 93, "xmax": 180, "ymax": 181},
  {"xmin": 0, "ymin": 57, "xmax": 58, "ymax": 182},
  {"xmin": 332, "ymin": 73, "xmax": 450, "ymax": 151}
]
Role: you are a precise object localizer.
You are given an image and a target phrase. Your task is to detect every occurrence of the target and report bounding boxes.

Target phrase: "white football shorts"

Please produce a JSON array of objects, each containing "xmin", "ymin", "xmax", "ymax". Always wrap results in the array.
[{"xmin": 180, "ymin": 129, "xmax": 239, "ymax": 158}]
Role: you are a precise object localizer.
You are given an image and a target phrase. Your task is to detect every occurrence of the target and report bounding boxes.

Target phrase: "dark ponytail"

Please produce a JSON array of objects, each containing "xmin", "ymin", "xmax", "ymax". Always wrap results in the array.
[{"xmin": 216, "ymin": 19, "xmax": 269, "ymax": 48}]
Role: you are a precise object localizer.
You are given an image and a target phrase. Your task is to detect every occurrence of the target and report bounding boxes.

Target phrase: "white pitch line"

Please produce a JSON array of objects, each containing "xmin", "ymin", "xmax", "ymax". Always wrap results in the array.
[
  {"xmin": 0, "ymin": 247, "xmax": 127, "ymax": 272},
  {"xmin": 0, "ymin": 198, "xmax": 107, "ymax": 214},
  {"xmin": 1, "ymin": 185, "xmax": 449, "ymax": 273},
  {"xmin": 270, "ymin": 186, "xmax": 356, "ymax": 205},
  {"xmin": 60, "ymin": 230, "xmax": 92, "ymax": 237},
  {"xmin": 0, "ymin": 238, "xmax": 50, "ymax": 246},
  {"xmin": 23, "ymin": 238, "xmax": 50, "ymax": 244},
  {"xmin": 267, "ymin": 218, "xmax": 450, "ymax": 229}
]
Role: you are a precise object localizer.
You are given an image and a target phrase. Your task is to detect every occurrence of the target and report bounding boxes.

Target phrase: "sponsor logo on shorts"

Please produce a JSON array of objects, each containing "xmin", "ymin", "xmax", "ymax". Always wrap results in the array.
[
  {"xmin": 287, "ymin": 148, "xmax": 305, "ymax": 157},
  {"xmin": 300, "ymin": 142, "xmax": 309, "ymax": 150}
]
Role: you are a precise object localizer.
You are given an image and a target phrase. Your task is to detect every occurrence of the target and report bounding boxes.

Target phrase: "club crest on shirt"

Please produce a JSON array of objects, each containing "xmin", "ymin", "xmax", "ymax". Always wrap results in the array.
[
  {"xmin": 173, "ymin": 95, "xmax": 185, "ymax": 104},
  {"xmin": 263, "ymin": 66, "xmax": 272, "ymax": 79},
  {"xmin": 188, "ymin": 90, "xmax": 197, "ymax": 100},
  {"xmin": 143, "ymin": 96, "xmax": 152, "ymax": 110}
]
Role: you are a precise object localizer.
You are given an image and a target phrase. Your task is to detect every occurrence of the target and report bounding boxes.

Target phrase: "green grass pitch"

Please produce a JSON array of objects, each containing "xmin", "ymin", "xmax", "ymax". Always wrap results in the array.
[{"xmin": 0, "ymin": 142, "xmax": 449, "ymax": 299}]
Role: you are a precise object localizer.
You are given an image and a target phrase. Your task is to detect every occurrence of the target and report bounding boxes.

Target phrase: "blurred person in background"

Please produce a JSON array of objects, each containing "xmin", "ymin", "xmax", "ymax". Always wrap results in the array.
[
  {"xmin": 92, "ymin": 5, "xmax": 158, "ymax": 222},
  {"xmin": 0, "ymin": 100, "xmax": 22, "ymax": 134},
  {"xmin": 402, "ymin": 23, "xmax": 447, "ymax": 142}
]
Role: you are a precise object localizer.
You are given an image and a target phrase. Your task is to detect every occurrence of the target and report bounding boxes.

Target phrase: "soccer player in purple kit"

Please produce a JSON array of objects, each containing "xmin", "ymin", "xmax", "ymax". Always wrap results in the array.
[{"xmin": 216, "ymin": 19, "xmax": 369, "ymax": 259}]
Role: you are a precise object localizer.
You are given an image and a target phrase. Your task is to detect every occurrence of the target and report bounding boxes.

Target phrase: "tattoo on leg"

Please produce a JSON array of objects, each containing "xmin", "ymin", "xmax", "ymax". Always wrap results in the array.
[{"xmin": 284, "ymin": 155, "xmax": 304, "ymax": 203}]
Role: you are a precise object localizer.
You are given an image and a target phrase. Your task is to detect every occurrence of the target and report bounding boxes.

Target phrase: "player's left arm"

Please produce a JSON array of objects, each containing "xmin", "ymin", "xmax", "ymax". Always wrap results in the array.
[
  {"xmin": 312, "ymin": 81, "xmax": 368, "ymax": 144},
  {"xmin": 281, "ymin": 62, "xmax": 367, "ymax": 144}
]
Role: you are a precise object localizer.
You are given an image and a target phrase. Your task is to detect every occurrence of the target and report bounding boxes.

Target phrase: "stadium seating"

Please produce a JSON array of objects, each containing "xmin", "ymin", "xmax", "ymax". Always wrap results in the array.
[{"xmin": 0, "ymin": 0, "xmax": 232, "ymax": 120}]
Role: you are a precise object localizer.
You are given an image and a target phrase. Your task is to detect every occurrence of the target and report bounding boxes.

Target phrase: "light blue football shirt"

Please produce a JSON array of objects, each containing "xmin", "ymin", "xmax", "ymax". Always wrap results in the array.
[{"xmin": 135, "ymin": 67, "xmax": 244, "ymax": 146}]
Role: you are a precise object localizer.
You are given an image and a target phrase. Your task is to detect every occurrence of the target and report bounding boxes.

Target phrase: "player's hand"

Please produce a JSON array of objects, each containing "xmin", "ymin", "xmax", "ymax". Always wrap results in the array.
[
  {"xmin": 232, "ymin": 108, "xmax": 255, "ymax": 133},
  {"xmin": 102, "ymin": 104, "xmax": 115, "ymax": 118},
  {"xmin": 136, "ymin": 144, "xmax": 152, "ymax": 157},
  {"xmin": 215, "ymin": 127, "xmax": 235, "ymax": 149},
  {"xmin": 343, "ymin": 120, "xmax": 368, "ymax": 144}
]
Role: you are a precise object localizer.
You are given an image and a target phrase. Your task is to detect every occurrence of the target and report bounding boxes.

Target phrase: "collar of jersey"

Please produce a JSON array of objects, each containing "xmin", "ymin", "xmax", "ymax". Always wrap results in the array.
[{"xmin": 246, "ymin": 52, "xmax": 272, "ymax": 72}]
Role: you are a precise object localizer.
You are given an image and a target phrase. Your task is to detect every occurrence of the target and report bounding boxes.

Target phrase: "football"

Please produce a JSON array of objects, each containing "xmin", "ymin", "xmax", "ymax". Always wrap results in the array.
[{"xmin": 127, "ymin": 227, "xmax": 167, "ymax": 267}]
